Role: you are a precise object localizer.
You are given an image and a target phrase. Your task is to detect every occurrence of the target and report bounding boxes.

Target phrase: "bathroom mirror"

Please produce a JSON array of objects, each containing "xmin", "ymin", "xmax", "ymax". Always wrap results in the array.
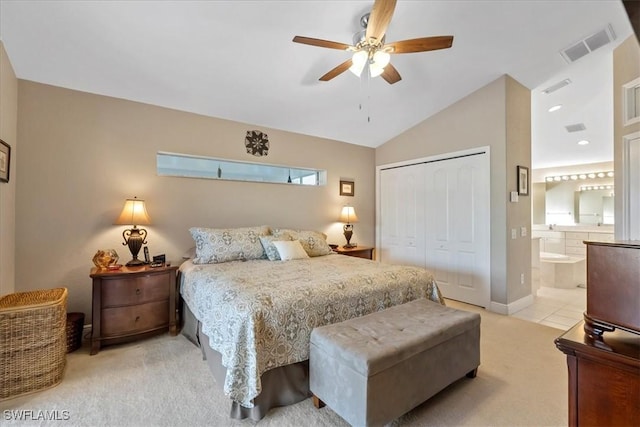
[
  {"xmin": 157, "ymin": 151, "xmax": 327, "ymax": 186},
  {"xmin": 538, "ymin": 179, "xmax": 614, "ymax": 225},
  {"xmin": 578, "ymin": 190, "xmax": 614, "ymax": 225}
]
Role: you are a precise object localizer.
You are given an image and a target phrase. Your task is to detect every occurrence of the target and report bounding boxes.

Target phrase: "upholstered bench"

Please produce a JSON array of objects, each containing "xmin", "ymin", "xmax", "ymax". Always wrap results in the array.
[{"xmin": 309, "ymin": 298, "xmax": 480, "ymax": 426}]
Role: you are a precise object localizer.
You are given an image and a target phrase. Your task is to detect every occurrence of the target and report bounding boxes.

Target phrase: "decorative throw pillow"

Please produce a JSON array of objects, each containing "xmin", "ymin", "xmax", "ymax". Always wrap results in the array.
[
  {"xmin": 190, "ymin": 225, "xmax": 271, "ymax": 264},
  {"xmin": 272, "ymin": 240, "xmax": 310, "ymax": 261},
  {"xmin": 273, "ymin": 228, "xmax": 333, "ymax": 257},
  {"xmin": 259, "ymin": 234, "xmax": 293, "ymax": 261}
]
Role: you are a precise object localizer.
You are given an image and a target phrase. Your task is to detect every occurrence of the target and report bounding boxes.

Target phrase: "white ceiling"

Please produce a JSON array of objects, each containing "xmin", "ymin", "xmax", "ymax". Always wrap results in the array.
[{"xmin": 0, "ymin": 1, "xmax": 634, "ymax": 169}]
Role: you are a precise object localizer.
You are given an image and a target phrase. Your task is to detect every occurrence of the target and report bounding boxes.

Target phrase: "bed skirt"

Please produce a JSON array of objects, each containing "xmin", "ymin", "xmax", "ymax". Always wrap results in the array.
[{"xmin": 182, "ymin": 303, "xmax": 311, "ymax": 420}]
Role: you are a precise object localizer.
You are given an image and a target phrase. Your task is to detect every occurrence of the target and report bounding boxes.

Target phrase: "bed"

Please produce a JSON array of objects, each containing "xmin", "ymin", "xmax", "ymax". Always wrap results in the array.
[{"xmin": 178, "ymin": 226, "xmax": 444, "ymax": 420}]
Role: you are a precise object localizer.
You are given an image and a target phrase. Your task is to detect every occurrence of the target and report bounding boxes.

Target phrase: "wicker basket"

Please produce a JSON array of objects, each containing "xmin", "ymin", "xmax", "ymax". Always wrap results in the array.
[
  {"xmin": 66, "ymin": 312, "xmax": 85, "ymax": 353},
  {"xmin": 0, "ymin": 288, "xmax": 68, "ymax": 400}
]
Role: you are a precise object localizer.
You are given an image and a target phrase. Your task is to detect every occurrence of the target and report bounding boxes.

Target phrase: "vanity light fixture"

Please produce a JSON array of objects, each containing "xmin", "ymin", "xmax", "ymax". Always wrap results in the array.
[
  {"xmin": 546, "ymin": 171, "xmax": 614, "ymax": 183},
  {"xmin": 577, "ymin": 140, "xmax": 590, "ymax": 145},
  {"xmin": 581, "ymin": 185, "xmax": 613, "ymax": 192},
  {"xmin": 548, "ymin": 105, "xmax": 563, "ymax": 112}
]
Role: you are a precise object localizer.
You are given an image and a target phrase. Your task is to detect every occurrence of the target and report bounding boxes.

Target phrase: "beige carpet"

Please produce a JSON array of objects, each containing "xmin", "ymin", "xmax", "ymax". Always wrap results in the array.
[{"xmin": 1, "ymin": 301, "xmax": 569, "ymax": 426}]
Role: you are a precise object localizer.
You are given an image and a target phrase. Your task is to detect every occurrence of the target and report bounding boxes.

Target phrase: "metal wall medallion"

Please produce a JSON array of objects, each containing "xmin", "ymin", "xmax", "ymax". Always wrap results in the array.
[{"xmin": 245, "ymin": 130, "xmax": 269, "ymax": 157}]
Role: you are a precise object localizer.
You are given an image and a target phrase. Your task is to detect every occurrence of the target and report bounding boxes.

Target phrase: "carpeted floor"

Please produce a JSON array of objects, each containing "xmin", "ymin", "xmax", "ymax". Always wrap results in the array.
[{"xmin": 0, "ymin": 300, "xmax": 569, "ymax": 426}]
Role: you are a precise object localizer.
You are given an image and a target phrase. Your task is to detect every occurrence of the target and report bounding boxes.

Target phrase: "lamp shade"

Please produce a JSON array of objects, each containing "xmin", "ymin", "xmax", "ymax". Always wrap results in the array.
[
  {"xmin": 339, "ymin": 206, "xmax": 359, "ymax": 224},
  {"xmin": 114, "ymin": 197, "xmax": 151, "ymax": 226},
  {"xmin": 349, "ymin": 50, "xmax": 368, "ymax": 76}
]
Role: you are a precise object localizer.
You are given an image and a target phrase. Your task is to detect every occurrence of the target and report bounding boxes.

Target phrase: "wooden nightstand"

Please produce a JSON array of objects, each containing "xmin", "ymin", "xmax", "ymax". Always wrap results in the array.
[
  {"xmin": 89, "ymin": 264, "xmax": 179, "ymax": 355},
  {"xmin": 334, "ymin": 246, "xmax": 374, "ymax": 260}
]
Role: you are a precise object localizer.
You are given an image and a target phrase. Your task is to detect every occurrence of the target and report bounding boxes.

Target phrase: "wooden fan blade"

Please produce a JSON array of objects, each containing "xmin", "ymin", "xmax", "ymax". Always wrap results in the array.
[
  {"xmin": 319, "ymin": 59, "xmax": 353, "ymax": 81},
  {"xmin": 385, "ymin": 36, "xmax": 454, "ymax": 54},
  {"xmin": 380, "ymin": 63, "xmax": 401, "ymax": 84},
  {"xmin": 292, "ymin": 36, "xmax": 352, "ymax": 51},
  {"xmin": 365, "ymin": 0, "xmax": 397, "ymax": 44}
]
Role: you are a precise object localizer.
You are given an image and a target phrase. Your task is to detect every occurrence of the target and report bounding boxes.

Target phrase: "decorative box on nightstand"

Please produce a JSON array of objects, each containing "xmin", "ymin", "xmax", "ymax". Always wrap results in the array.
[
  {"xmin": 89, "ymin": 264, "xmax": 179, "ymax": 355},
  {"xmin": 334, "ymin": 246, "xmax": 374, "ymax": 260}
]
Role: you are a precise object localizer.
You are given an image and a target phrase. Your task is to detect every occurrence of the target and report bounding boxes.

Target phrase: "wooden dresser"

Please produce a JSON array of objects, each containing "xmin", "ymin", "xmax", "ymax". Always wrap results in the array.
[
  {"xmin": 555, "ymin": 322, "xmax": 640, "ymax": 427},
  {"xmin": 90, "ymin": 264, "xmax": 178, "ymax": 355},
  {"xmin": 555, "ymin": 240, "xmax": 640, "ymax": 426},
  {"xmin": 583, "ymin": 240, "xmax": 640, "ymax": 338}
]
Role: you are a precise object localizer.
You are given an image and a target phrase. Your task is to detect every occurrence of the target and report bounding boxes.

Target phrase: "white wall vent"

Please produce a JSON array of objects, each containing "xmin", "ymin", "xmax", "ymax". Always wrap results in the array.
[
  {"xmin": 541, "ymin": 78, "xmax": 572, "ymax": 94},
  {"xmin": 560, "ymin": 24, "xmax": 616, "ymax": 64},
  {"xmin": 565, "ymin": 123, "xmax": 587, "ymax": 133}
]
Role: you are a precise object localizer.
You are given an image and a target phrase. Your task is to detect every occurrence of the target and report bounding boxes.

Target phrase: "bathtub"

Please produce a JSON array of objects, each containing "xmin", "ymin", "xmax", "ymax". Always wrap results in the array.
[
  {"xmin": 540, "ymin": 252, "xmax": 572, "ymax": 261},
  {"xmin": 539, "ymin": 252, "xmax": 586, "ymax": 289}
]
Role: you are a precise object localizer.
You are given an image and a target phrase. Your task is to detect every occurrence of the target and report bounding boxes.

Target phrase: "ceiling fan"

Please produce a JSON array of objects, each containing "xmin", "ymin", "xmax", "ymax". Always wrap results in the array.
[{"xmin": 292, "ymin": 0, "xmax": 453, "ymax": 84}]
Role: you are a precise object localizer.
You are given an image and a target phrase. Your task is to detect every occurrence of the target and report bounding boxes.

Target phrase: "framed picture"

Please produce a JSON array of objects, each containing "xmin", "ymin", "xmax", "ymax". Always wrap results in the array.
[
  {"xmin": 517, "ymin": 165, "xmax": 529, "ymax": 196},
  {"xmin": 0, "ymin": 139, "xmax": 10, "ymax": 183},
  {"xmin": 340, "ymin": 180, "xmax": 354, "ymax": 196}
]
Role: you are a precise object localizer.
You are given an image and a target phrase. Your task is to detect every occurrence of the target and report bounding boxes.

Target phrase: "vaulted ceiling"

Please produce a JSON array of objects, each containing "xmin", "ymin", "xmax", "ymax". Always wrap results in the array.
[{"xmin": 0, "ymin": 1, "xmax": 634, "ymax": 168}]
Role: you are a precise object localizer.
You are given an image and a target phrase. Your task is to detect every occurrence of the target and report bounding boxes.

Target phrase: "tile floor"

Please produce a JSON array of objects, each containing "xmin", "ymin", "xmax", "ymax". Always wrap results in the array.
[{"xmin": 511, "ymin": 286, "xmax": 586, "ymax": 331}]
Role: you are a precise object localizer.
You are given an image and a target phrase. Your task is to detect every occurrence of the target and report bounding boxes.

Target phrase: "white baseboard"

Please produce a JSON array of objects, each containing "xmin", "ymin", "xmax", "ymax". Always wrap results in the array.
[{"xmin": 489, "ymin": 294, "xmax": 534, "ymax": 315}]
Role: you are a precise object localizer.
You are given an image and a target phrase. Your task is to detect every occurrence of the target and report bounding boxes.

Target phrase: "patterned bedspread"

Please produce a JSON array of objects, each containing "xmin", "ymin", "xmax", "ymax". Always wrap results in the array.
[{"xmin": 180, "ymin": 254, "xmax": 443, "ymax": 408}]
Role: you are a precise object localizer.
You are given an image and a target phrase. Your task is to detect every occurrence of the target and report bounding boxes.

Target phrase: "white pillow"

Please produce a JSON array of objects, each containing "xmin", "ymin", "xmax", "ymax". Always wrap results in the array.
[{"xmin": 272, "ymin": 240, "xmax": 310, "ymax": 261}]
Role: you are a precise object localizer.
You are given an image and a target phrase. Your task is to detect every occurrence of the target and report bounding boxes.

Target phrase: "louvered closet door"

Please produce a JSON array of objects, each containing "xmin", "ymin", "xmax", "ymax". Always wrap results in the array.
[
  {"xmin": 379, "ymin": 163, "xmax": 426, "ymax": 267},
  {"xmin": 424, "ymin": 154, "xmax": 490, "ymax": 308}
]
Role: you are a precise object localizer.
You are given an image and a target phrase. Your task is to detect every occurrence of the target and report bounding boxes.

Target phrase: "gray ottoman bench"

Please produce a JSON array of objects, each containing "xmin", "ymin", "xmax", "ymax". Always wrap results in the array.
[{"xmin": 309, "ymin": 298, "xmax": 480, "ymax": 427}]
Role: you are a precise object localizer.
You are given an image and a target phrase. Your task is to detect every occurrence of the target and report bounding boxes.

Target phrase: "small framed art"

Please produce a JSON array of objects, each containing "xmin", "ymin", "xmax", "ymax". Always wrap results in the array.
[
  {"xmin": 0, "ymin": 139, "xmax": 11, "ymax": 183},
  {"xmin": 340, "ymin": 180, "xmax": 354, "ymax": 196},
  {"xmin": 517, "ymin": 165, "xmax": 529, "ymax": 196}
]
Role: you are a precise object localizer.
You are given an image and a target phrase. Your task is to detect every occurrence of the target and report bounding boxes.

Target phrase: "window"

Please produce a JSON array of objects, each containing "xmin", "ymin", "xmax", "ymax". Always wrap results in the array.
[
  {"xmin": 157, "ymin": 151, "xmax": 326, "ymax": 186},
  {"xmin": 623, "ymin": 77, "xmax": 640, "ymax": 126}
]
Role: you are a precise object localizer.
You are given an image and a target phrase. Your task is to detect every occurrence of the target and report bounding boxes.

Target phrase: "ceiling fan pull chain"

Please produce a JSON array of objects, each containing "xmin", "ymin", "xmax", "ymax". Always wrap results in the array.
[
  {"xmin": 367, "ymin": 64, "xmax": 372, "ymax": 123},
  {"xmin": 358, "ymin": 70, "xmax": 364, "ymax": 111}
]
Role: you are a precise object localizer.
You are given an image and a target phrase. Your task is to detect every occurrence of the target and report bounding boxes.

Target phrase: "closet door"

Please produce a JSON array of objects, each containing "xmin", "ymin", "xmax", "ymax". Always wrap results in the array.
[
  {"xmin": 424, "ymin": 154, "xmax": 490, "ymax": 307},
  {"xmin": 379, "ymin": 164, "xmax": 426, "ymax": 267}
]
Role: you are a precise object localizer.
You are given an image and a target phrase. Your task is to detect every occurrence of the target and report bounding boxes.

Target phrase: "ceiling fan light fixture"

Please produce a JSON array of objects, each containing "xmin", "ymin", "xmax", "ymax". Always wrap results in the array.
[
  {"xmin": 349, "ymin": 50, "xmax": 368, "ymax": 76},
  {"xmin": 373, "ymin": 50, "xmax": 391, "ymax": 68},
  {"xmin": 369, "ymin": 63, "xmax": 385, "ymax": 77}
]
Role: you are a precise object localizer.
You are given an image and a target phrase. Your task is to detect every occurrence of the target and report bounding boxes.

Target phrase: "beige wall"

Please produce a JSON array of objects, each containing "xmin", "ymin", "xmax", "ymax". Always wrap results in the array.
[
  {"xmin": 16, "ymin": 81, "xmax": 375, "ymax": 317},
  {"xmin": 505, "ymin": 77, "xmax": 533, "ymax": 303},
  {"xmin": 0, "ymin": 42, "xmax": 18, "ymax": 296},
  {"xmin": 613, "ymin": 35, "xmax": 640, "ymax": 237},
  {"xmin": 376, "ymin": 75, "xmax": 532, "ymax": 307}
]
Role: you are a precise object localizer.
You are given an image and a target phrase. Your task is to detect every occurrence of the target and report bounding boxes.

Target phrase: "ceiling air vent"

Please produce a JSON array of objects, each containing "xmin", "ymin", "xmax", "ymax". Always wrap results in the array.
[
  {"xmin": 541, "ymin": 78, "xmax": 572, "ymax": 94},
  {"xmin": 560, "ymin": 24, "xmax": 616, "ymax": 63},
  {"xmin": 565, "ymin": 123, "xmax": 587, "ymax": 133}
]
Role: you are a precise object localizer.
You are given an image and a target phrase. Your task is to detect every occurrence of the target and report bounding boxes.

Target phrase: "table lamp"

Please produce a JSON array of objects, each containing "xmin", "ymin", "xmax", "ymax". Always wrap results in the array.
[
  {"xmin": 114, "ymin": 197, "xmax": 151, "ymax": 266},
  {"xmin": 339, "ymin": 206, "xmax": 359, "ymax": 248}
]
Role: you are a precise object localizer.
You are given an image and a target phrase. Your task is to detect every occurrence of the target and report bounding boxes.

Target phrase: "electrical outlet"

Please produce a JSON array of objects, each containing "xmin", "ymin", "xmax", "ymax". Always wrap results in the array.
[
  {"xmin": 520, "ymin": 273, "xmax": 525, "ymax": 285},
  {"xmin": 520, "ymin": 226, "xmax": 527, "ymax": 237},
  {"xmin": 511, "ymin": 228, "xmax": 517, "ymax": 239}
]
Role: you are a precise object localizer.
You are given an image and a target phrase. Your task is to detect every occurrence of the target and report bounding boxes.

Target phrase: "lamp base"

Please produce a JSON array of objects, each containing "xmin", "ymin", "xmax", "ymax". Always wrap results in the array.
[
  {"xmin": 343, "ymin": 243, "xmax": 358, "ymax": 248},
  {"xmin": 125, "ymin": 258, "xmax": 146, "ymax": 267}
]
